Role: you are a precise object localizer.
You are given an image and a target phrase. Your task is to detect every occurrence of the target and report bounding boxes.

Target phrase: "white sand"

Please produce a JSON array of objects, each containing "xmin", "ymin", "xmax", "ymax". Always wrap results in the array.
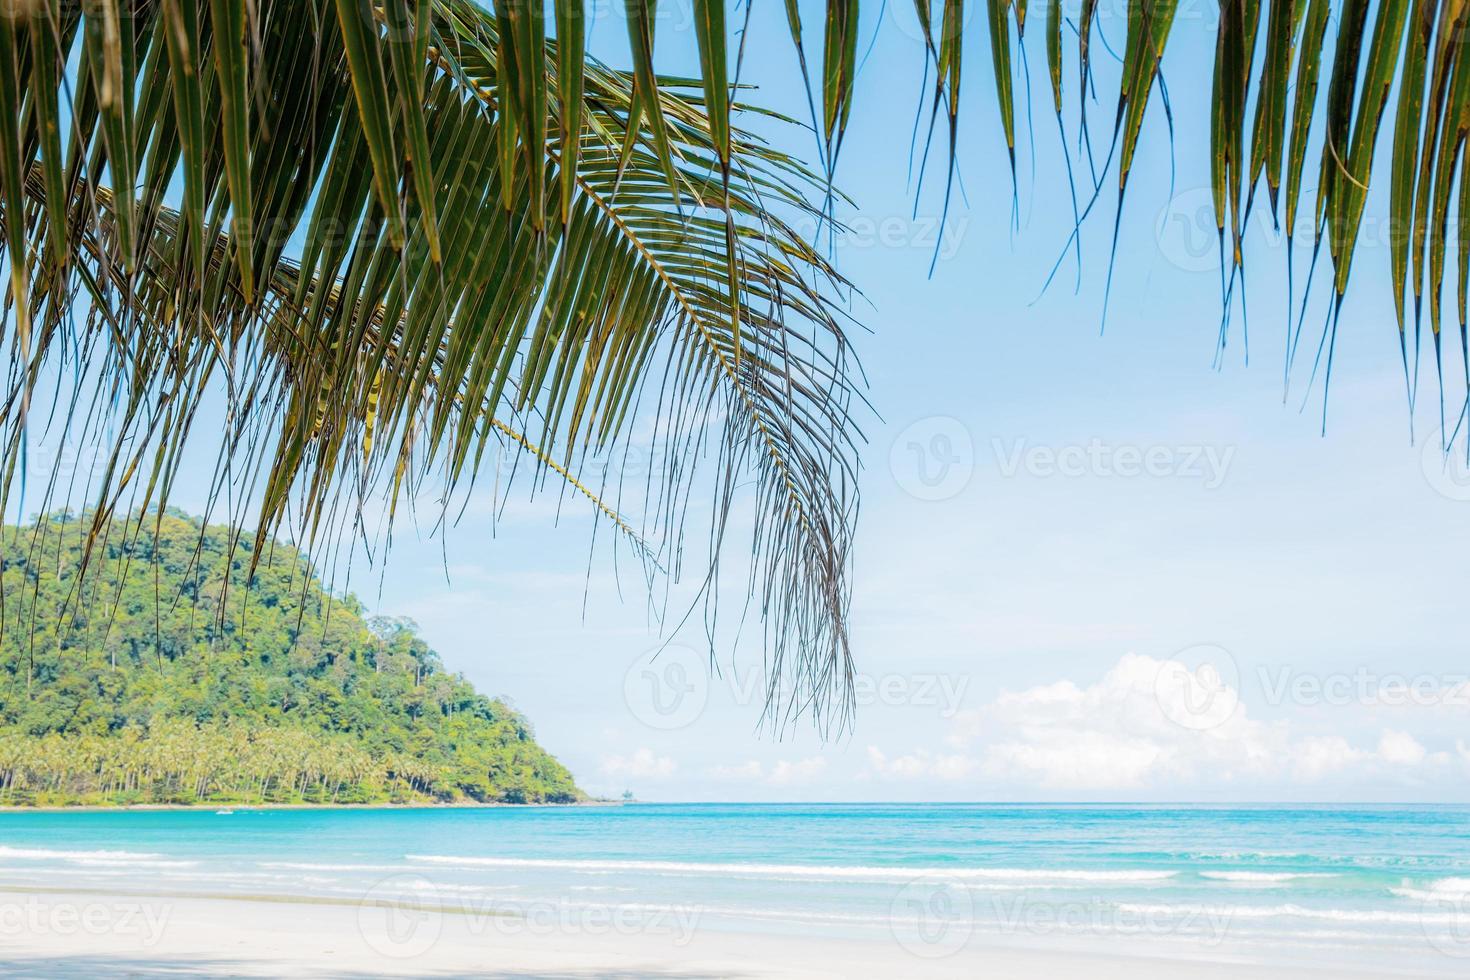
[{"xmin": 0, "ymin": 888, "xmax": 1437, "ymax": 978}]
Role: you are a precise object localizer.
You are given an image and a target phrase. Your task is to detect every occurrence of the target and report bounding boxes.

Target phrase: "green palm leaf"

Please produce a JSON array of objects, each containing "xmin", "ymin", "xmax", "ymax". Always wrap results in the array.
[
  {"xmin": 962, "ymin": 0, "xmax": 1470, "ymax": 427},
  {"xmin": 17, "ymin": 0, "xmax": 1470, "ymax": 729},
  {"xmin": 0, "ymin": 0, "xmax": 860, "ymax": 730}
]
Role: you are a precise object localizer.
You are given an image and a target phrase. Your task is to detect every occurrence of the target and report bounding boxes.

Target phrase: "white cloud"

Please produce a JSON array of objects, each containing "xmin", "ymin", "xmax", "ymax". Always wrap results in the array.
[
  {"xmin": 708, "ymin": 760, "xmax": 764, "ymax": 781},
  {"xmin": 867, "ymin": 653, "xmax": 1460, "ymax": 793},
  {"xmin": 982, "ymin": 736, "xmax": 1162, "ymax": 790},
  {"xmin": 1288, "ymin": 735, "xmax": 1364, "ymax": 781},
  {"xmin": 769, "ymin": 757, "xmax": 827, "ymax": 785},
  {"xmin": 969, "ymin": 652, "xmax": 1280, "ymax": 789},
  {"xmin": 600, "ymin": 748, "xmax": 677, "ymax": 780},
  {"xmin": 866, "ymin": 747, "xmax": 975, "ymax": 782},
  {"xmin": 1376, "ymin": 730, "xmax": 1427, "ymax": 766},
  {"xmin": 708, "ymin": 757, "xmax": 827, "ymax": 786}
]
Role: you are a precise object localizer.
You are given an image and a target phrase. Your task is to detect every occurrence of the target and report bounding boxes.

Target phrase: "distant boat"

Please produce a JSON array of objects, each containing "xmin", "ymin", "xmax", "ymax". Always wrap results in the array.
[{"xmin": 215, "ymin": 809, "xmax": 234, "ymax": 815}]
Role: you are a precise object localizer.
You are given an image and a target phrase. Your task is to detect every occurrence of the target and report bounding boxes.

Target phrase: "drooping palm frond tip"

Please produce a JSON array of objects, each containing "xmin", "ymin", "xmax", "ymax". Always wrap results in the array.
[
  {"xmin": 0, "ymin": 0, "xmax": 863, "ymax": 729},
  {"xmin": 590, "ymin": 0, "xmax": 1470, "ymax": 428},
  {"xmin": 17, "ymin": 0, "xmax": 1460, "ymax": 730},
  {"xmin": 991, "ymin": 0, "xmax": 1470, "ymax": 419}
]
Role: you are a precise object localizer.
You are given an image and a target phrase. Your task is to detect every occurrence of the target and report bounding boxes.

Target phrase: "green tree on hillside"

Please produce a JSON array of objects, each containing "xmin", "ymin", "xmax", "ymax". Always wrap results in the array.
[{"xmin": 0, "ymin": 511, "xmax": 582, "ymax": 806}]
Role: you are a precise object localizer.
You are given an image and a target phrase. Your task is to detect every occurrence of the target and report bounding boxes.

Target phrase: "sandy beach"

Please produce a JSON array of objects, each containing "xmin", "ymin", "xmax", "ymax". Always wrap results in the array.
[{"xmin": 0, "ymin": 887, "xmax": 1440, "ymax": 979}]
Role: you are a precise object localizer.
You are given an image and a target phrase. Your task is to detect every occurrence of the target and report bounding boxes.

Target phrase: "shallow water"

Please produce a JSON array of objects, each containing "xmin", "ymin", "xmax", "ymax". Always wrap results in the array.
[{"xmin": 2, "ymin": 803, "xmax": 1467, "ymax": 971}]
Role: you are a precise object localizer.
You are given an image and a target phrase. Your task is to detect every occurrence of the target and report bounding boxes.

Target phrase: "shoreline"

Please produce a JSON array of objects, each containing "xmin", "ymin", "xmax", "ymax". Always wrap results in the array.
[
  {"xmin": 0, "ymin": 882, "xmax": 526, "ymax": 915},
  {"xmin": 4, "ymin": 804, "xmax": 1464, "ymax": 977},
  {"xmin": 0, "ymin": 887, "xmax": 1415, "ymax": 979},
  {"xmin": 0, "ymin": 800, "xmax": 621, "ymax": 812}
]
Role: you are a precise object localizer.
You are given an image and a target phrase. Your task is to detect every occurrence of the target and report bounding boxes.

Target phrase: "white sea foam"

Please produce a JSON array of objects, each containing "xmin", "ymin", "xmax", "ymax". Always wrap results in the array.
[
  {"xmin": 405, "ymin": 855, "xmax": 1177, "ymax": 883},
  {"xmin": 1389, "ymin": 877, "xmax": 1470, "ymax": 903},
  {"xmin": 260, "ymin": 861, "xmax": 405, "ymax": 872},
  {"xmin": 1199, "ymin": 872, "xmax": 1339, "ymax": 883},
  {"xmin": 0, "ymin": 846, "xmax": 161, "ymax": 861},
  {"xmin": 1117, "ymin": 902, "xmax": 1470, "ymax": 926},
  {"xmin": 1187, "ymin": 851, "xmax": 1318, "ymax": 861},
  {"xmin": 398, "ymin": 881, "xmax": 520, "ymax": 894},
  {"xmin": 507, "ymin": 899, "xmax": 889, "ymax": 927},
  {"xmin": 0, "ymin": 846, "xmax": 195, "ymax": 868}
]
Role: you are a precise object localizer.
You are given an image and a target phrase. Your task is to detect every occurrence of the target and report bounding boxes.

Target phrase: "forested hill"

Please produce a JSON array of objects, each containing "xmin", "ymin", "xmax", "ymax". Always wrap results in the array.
[{"xmin": 0, "ymin": 511, "xmax": 582, "ymax": 806}]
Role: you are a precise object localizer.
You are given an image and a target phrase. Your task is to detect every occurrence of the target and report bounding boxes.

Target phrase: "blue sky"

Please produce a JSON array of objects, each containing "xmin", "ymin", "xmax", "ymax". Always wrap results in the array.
[
  {"xmin": 377, "ymin": 4, "xmax": 1470, "ymax": 802},
  {"xmin": 19, "ymin": 3, "xmax": 1470, "ymax": 802}
]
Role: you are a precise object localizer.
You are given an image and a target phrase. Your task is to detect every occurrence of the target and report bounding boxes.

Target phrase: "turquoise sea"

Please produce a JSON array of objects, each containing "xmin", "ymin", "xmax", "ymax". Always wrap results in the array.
[{"xmin": 3, "ymin": 803, "xmax": 1469, "ymax": 971}]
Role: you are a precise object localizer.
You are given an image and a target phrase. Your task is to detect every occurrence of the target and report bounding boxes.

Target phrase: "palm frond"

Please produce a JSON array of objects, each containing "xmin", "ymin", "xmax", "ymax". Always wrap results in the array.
[
  {"xmin": 351, "ymin": 0, "xmax": 1470, "ymax": 433},
  {"xmin": 0, "ymin": 0, "xmax": 861, "ymax": 730},
  {"xmin": 909, "ymin": 0, "xmax": 1469, "ymax": 419}
]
